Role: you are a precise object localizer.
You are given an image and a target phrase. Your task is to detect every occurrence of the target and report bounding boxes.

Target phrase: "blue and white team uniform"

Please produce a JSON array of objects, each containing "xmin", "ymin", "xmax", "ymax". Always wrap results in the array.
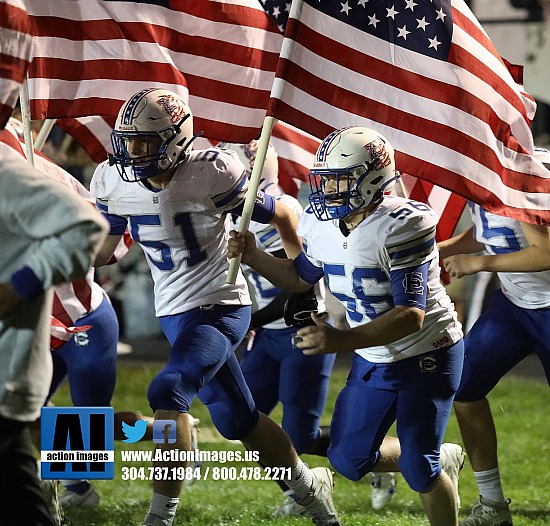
[
  {"xmin": 455, "ymin": 203, "xmax": 550, "ymax": 401},
  {"xmin": 295, "ymin": 196, "xmax": 463, "ymax": 490},
  {"xmin": 91, "ymin": 148, "xmax": 275, "ymax": 439},
  {"xmin": 239, "ymin": 194, "xmax": 336, "ymax": 455}
]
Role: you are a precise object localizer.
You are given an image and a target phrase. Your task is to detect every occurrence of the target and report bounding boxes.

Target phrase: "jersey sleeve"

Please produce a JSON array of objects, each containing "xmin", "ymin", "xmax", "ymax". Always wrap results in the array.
[
  {"xmin": 385, "ymin": 207, "xmax": 437, "ymax": 310},
  {"xmin": 207, "ymin": 149, "xmax": 250, "ymax": 212},
  {"xmin": 385, "ymin": 211, "xmax": 437, "ymax": 271},
  {"xmin": 0, "ymin": 155, "xmax": 108, "ymax": 299},
  {"xmin": 90, "ymin": 161, "xmax": 129, "ymax": 235}
]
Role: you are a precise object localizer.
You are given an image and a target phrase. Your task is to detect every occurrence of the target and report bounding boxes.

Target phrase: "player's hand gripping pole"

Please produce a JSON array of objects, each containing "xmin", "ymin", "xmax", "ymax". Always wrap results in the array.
[{"xmin": 226, "ymin": 116, "xmax": 277, "ymax": 284}]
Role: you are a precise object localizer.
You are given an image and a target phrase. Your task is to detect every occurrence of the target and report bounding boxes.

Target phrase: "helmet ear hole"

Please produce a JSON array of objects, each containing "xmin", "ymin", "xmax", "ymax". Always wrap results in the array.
[{"xmin": 370, "ymin": 175, "xmax": 383, "ymax": 186}]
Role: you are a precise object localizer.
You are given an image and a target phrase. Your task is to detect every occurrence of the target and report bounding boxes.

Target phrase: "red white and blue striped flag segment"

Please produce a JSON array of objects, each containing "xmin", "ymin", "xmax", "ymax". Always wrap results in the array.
[
  {"xmin": 0, "ymin": 0, "xmax": 32, "ymax": 130},
  {"xmin": 267, "ymin": 0, "xmax": 550, "ymax": 224},
  {"xmin": 23, "ymin": 0, "xmax": 315, "ymax": 195},
  {"xmin": 25, "ymin": 0, "xmax": 283, "ymax": 143}
]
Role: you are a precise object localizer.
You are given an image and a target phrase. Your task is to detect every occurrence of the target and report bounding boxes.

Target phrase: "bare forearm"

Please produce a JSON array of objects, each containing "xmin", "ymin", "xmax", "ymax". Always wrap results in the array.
[
  {"xmin": 474, "ymin": 245, "xmax": 550, "ymax": 272},
  {"xmin": 245, "ymin": 250, "xmax": 309, "ymax": 292},
  {"xmin": 271, "ymin": 200, "xmax": 302, "ymax": 258},
  {"xmin": 438, "ymin": 228, "xmax": 482, "ymax": 259},
  {"xmin": 347, "ymin": 305, "xmax": 424, "ymax": 348},
  {"xmin": 94, "ymin": 234, "xmax": 124, "ymax": 267},
  {"xmin": 296, "ymin": 305, "xmax": 424, "ymax": 355}
]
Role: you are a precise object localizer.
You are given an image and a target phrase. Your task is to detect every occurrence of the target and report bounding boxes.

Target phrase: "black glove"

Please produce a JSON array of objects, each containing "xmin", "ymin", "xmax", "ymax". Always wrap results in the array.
[{"xmin": 283, "ymin": 287, "xmax": 319, "ymax": 327}]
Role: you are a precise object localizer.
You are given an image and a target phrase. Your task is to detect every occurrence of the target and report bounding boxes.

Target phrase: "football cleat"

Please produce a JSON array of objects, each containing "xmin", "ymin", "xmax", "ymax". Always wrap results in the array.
[
  {"xmin": 295, "ymin": 467, "xmax": 341, "ymax": 526},
  {"xmin": 274, "ymin": 489, "xmax": 306, "ymax": 516},
  {"xmin": 460, "ymin": 496, "xmax": 513, "ymax": 526},
  {"xmin": 368, "ymin": 472, "xmax": 396, "ymax": 510},
  {"xmin": 59, "ymin": 482, "xmax": 99, "ymax": 508},
  {"xmin": 440, "ymin": 442, "xmax": 465, "ymax": 510}
]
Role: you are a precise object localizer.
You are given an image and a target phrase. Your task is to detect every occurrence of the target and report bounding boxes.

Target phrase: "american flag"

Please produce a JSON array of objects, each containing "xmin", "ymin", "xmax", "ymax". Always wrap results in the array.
[
  {"xmin": 268, "ymin": 0, "xmax": 550, "ymax": 224},
  {"xmin": 23, "ymin": 0, "xmax": 314, "ymax": 197},
  {"xmin": 0, "ymin": 0, "xmax": 32, "ymax": 130},
  {"xmin": 25, "ymin": 0, "xmax": 283, "ymax": 143},
  {"xmin": 400, "ymin": 173, "xmax": 466, "ymax": 241},
  {"xmin": 259, "ymin": 0, "xmax": 292, "ymax": 32}
]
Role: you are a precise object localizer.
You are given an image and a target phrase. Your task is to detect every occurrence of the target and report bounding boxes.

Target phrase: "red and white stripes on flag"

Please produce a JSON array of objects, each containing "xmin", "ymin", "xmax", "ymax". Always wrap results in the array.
[
  {"xmin": 26, "ymin": 0, "xmax": 283, "ymax": 143},
  {"xmin": 0, "ymin": 0, "xmax": 32, "ymax": 130},
  {"xmin": 400, "ymin": 174, "xmax": 466, "ymax": 242},
  {"xmin": 268, "ymin": 0, "xmax": 550, "ymax": 224}
]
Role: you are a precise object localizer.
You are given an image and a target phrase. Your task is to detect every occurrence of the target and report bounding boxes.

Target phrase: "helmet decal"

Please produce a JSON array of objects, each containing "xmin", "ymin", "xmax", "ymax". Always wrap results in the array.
[
  {"xmin": 364, "ymin": 138, "xmax": 392, "ymax": 171},
  {"xmin": 156, "ymin": 94, "xmax": 189, "ymax": 124}
]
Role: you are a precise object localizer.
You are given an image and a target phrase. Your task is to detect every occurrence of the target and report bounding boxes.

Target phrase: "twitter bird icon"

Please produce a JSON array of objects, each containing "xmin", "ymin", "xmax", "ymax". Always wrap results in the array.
[{"xmin": 121, "ymin": 420, "xmax": 148, "ymax": 443}]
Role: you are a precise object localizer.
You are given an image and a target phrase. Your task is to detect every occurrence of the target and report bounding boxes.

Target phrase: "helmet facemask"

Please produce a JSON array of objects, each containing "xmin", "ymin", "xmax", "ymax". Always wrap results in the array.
[{"xmin": 309, "ymin": 165, "xmax": 368, "ymax": 220}]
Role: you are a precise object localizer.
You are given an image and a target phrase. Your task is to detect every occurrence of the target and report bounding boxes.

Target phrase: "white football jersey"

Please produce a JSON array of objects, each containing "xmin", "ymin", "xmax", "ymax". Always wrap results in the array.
[
  {"xmin": 90, "ymin": 148, "xmax": 251, "ymax": 316},
  {"xmin": 469, "ymin": 203, "xmax": 550, "ymax": 309},
  {"xmin": 297, "ymin": 195, "xmax": 462, "ymax": 363},
  {"xmin": 238, "ymin": 194, "xmax": 326, "ymax": 330}
]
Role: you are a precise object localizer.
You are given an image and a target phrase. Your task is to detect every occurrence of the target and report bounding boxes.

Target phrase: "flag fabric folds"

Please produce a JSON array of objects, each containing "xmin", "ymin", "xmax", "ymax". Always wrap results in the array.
[
  {"xmin": 26, "ymin": 0, "xmax": 283, "ymax": 143},
  {"xmin": 0, "ymin": 0, "xmax": 32, "ymax": 130},
  {"xmin": 268, "ymin": 0, "xmax": 550, "ymax": 224}
]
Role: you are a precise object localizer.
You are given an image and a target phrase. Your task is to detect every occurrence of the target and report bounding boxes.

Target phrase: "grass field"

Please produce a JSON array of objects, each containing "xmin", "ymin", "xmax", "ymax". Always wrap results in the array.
[{"xmin": 50, "ymin": 363, "xmax": 550, "ymax": 526}]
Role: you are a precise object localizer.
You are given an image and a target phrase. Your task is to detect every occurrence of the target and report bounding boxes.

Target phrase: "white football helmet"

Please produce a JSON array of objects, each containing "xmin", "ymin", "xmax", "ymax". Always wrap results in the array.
[
  {"xmin": 308, "ymin": 126, "xmax": 399, "ymax": 220},
  {"xmin": 110, "ymin": 88, "xmax": 196, "ymax": 182},
  {"xmin": 219, "ymin": 140, "xmax": 280, "ymax": 195}
]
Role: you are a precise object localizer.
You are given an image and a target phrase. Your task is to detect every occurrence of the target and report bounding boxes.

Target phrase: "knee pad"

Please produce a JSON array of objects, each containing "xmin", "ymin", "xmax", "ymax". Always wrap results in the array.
[
  {"xmin": 147, "ymin": 370, "xmax": 194, "ymax": 413},
  {"xmin": 399, "ymin": 449, "xmax": 440, "ymax": 492},
  {"xmin": 328, "ymin": 444, "xmax": 377, "ymax": 482}
]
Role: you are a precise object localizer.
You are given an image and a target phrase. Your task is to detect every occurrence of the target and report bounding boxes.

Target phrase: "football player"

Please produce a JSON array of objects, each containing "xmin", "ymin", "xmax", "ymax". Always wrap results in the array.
[
  {"xmin": 90, "ymin": 88, "xmax": 341, "ymax": 526},
  {"xmin": 438, "ymin": 147, "xmax": 550, "ymax": 526},
  {"xmin": 226, "ymin": 140, "xmax": 336, "ymax": 516},
  {"xmin": 0, "ymin": 142, "xmax": 108, "ymax": 526},
  {"xmin": 229, "ymin": 126, "xmax": 466, "ymax": 526},
  {"xmin": 1, "ymin": 120, "xmax": 154, "ymax": 514}
]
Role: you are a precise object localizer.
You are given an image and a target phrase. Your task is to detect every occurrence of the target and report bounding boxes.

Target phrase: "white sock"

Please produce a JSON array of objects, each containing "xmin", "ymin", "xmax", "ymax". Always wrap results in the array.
[
  {"xmin": 285, "ymin": 460, "xmax": 314, "ymax": 502},
  {"xmin": 146, "ymin": 493, "xmax": 179, "ymax": 525},
  {"xmin": 474, "ymin": 468, "xmax": 506, "ymax": 503}
]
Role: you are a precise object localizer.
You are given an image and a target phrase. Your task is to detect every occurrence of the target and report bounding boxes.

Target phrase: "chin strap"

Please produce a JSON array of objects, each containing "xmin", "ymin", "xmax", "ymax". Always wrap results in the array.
[
  {"xmin": 339, "ymin": 220, "xmax": 351, "ymax": 237},
  {"xmin": 175, "ymin": 130, "xmax": 204, "ymax": 164}
]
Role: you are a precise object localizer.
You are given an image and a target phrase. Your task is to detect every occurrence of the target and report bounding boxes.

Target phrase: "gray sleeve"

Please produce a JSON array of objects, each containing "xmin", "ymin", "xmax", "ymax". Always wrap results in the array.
[{"xmin": 0, "ymin": 155, "xmax": 109, "ymax": 289}]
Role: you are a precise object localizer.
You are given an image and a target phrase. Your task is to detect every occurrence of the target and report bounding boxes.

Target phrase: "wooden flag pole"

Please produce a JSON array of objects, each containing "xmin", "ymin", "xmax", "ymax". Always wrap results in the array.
[{"xmin": 226, "ymin": 116, "xmax": 277, "ymax": 284}]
